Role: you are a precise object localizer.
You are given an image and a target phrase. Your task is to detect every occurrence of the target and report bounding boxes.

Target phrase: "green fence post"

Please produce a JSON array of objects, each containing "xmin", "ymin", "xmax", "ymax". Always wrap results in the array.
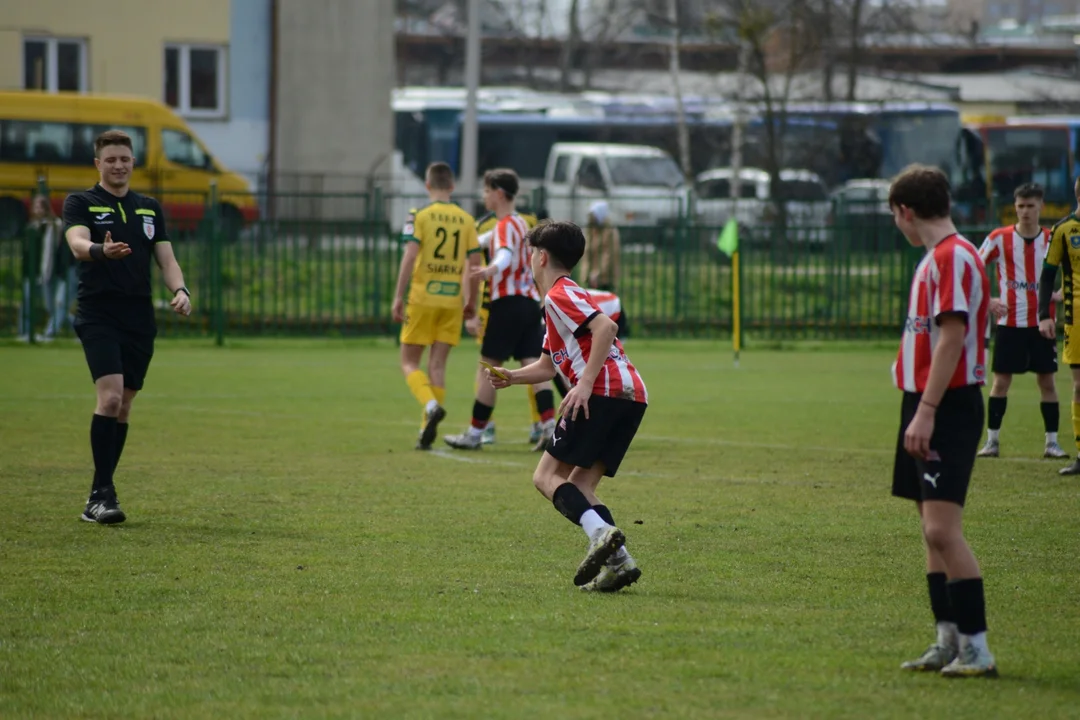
[{"xmin": 208, "ymin": 181, "xmax": 225, "ymax": 346}]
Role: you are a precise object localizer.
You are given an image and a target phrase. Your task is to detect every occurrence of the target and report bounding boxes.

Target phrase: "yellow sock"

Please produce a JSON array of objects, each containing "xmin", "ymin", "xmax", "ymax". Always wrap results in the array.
[
  {"xmin": 433, "ymin": 386, "xmax": 446, "ymax": 406},
  {"xmin": 406, "ymin": 370, "xmax": 437, "ymax": 409},
  {"xmin": 527, "ymin": 383, "xmax": 541, "ymax": 424},
  {"xmin": 1072, "ymin": 402, "xmax": 1080, "ymax": 453}
]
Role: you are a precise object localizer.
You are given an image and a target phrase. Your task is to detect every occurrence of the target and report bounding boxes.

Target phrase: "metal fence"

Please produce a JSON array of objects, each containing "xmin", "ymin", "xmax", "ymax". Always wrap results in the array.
[{"xmin": 0, "ymin": 186, "xmax": 1007, "ymax": 343}]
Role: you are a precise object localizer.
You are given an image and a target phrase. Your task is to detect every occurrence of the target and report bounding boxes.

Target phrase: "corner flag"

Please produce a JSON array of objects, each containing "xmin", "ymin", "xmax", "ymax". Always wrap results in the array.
[{"xmin": 718, "ymin": 219, "xmax": 741, "ymax": 366}]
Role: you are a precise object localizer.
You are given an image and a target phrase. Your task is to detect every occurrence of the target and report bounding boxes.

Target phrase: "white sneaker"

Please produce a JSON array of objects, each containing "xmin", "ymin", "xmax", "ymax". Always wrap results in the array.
[
  {"xmin": 941, "ymin": 643, "xmax": 998, "ymax": 678},
  {"xmin": 976, "ymin": 439, "xmax": 999, "ymax": 458},
  {"xmin": 581, "ymin": 553, "xmax": 641, "ymax": 592},
  {"xmin": 444, "ymin": 431, "xmax": 483, "ymax": 450},
  {"xmin": 573, "ymin": 526, "xmax": 625, "ymax": 586},
  {"xmin": 1044, "ymin": 441, "xmax": 1069, "ymax": 459}
]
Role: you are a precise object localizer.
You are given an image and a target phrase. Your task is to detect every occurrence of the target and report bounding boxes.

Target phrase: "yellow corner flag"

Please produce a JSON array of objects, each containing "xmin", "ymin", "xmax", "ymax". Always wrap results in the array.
[
  {"xmin": 718, "ymin": 218, "xmax": 741, "ymax": 366},
  {"xmin": 717, "ymin": 218, "xmax": 739, "ymax": 257}
]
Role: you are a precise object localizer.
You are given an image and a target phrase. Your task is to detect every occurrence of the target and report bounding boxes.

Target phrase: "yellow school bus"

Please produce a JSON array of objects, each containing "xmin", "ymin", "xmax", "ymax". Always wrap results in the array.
[{"xmin": 0, "ymin": 91, "xmax": 258, "ymax": 236}]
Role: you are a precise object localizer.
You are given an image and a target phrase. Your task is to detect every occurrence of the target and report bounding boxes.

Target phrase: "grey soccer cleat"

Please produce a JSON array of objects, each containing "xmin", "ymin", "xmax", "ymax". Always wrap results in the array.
[
  {"xmin": 581, "ymin": 553, "xmax": 642, "ymax": 593},
  {"xmin": 481, "ymin": 422, "xmax": 496, "ymax": 445},
  {"xmin": 81, "ymin": 492, "xmax": 126, "ymax": 525},
  {"xmin": 444, "ymin": 431, "xmax": 483, "ymax": 450},
  {"xmin": 574, "ymin": 526, "xmax": 626, "ymax": 587},
  {"xmin": 941, "ymin": 644, "xmax": 998, "ymax": 678},
  {"xmin": 1059, "ymin": 456, "xmax": 1080, "ymax": 475},
  {"xmin": 976, "ymin": 440, "xmax": 999, "ymax": 458},
  {"xmin": 901, "ymin": 643, "xmax": 957, "ymax": 672}
]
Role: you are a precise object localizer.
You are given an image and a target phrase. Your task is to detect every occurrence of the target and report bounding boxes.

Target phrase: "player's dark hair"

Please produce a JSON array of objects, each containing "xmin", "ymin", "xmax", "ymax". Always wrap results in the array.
[
  {"xmin": 527, "ymin": 220, "xmax": 585, "ymax": 271},
  {"xmin": 425, "ymin": 162, "xmax": 454, "ymax": 190},
  {"xmin": 483, "ymin": 168, "xmax": 519, "ymax": 199},
  {"xmin": 94, "ymin": 130, "xmax": 133, "ymax": 158},
  {"xmin": 1014, "ymin": 182, "xmax": 1044, "ymax": 200},
  {"xmin": 888, "ymin": 164, "xmax": 951, "ymax": 219}
]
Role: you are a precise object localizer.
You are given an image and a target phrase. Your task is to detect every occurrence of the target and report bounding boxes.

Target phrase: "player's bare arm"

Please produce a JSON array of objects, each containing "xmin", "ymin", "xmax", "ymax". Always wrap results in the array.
[
  {"xmin": 153, "ymin": 242, "xmax": 192, "ymax": 316},
  {"xmin": 66, "ymin": 226, "xmax": 131, "ymax": 261},
  {"xmin": 559, "ymin": 313, "xmax": 619, "ymax": 421},
  {"xmin": 491, "ymin": 353, "xmax": 556, "ymax": 388},
  {"xmin": 463, "ymin": 253, "xmax": 482, "ymax": 319},
  {"xmin": 392, "ymin": 241, "xmax": 421, "ymax": 323},
  {"xmin": 904, "ymin": 313, "xmax": 966, "ymax": 460}
]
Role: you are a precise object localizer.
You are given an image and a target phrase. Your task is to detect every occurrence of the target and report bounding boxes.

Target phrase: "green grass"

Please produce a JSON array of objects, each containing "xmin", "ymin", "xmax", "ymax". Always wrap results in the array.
[{"xmin": 2, "ymin": 340, "xmax": 1079, "ymax": 719}]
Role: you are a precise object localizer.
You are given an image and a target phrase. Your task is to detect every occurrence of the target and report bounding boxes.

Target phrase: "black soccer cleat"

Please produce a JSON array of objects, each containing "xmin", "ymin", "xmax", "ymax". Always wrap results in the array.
[
  {"xmin": 1059, "ymin": 456, "xmax": 1080, "ymax": 476},
  {"xmin": 417, "ymin": 404, "xmax": 446, "ymax": 450},
  {"xmin": 81, "ymin": 491, "xmax": 126, "ymax": 525}
]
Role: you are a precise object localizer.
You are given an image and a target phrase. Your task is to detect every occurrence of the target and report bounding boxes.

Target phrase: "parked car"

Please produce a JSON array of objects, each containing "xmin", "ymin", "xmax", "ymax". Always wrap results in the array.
[
  {"xmin": 694, "ymin": 167, "xmax": 832, "ymax": 247},
  {"xmin": 829, "ymin": 178, "xmax": 902, "ymax": 251},
  {"xmin": 542, "ymin": 143, "xmax": 690, "ymax": 230}
]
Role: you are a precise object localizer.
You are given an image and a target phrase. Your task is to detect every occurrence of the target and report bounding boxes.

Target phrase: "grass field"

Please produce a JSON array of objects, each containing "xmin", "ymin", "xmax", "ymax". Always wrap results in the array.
[{"xmin": 1, "ymin": 339, "xmax": 1079, "ymax": 719}]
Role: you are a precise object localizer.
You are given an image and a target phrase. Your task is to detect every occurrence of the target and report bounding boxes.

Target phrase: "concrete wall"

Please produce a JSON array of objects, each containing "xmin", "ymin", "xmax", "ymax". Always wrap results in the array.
[
  {"xmin": 0, "ymin": 0, "xmax": 229, "ymax": 96},
  {"xmin": 273, "ymin": 0, "xmax": 396, "ymax": 207}
]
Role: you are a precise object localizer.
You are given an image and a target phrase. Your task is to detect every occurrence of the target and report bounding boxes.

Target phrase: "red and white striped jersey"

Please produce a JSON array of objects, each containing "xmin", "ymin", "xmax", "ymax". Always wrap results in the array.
[
  {"xmin": 543, "ymin": 277, "xmax": 647, "ymax": 403},
  {"xmin": 585, "ymin": 289, "xmax": 621, "ymax": 321},
  {"xmin": 892, "ymin": 234, "xmax": 989, "ymax": 393},
  {"xmin": 978, "ymin": 225, "xmax": 1053, "ymax": 327},
  {"xmin": 489, "ymin": 214, "xmax": 539, "ymax": 301}
]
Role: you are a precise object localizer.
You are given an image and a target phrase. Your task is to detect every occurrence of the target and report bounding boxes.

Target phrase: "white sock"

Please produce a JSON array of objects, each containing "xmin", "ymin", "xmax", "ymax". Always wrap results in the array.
[
  {"xmin": 987, "ymin": 429, "xmax": 1000, "ymax": 443},
  {"xmin": 960, "ymin": 631, "xmax": 988, "ymax": 653},
  {"xmin": 466, "ymin": 425, "xmax": 483, "ymax": 439},
  {"xmin": 1046, "ymin": 431, "xmax": 1058, "ymax": 445},
  {"xmin": 579, "ymin": 509, "xmax": 609, "ymax": 539},
  {"xmin": 937, "ymin": 621, "xmax": 959, "ymax": 648},
  {"xmin": 425, "ymin": 399, "xmax": 439, "ymax": 414}
]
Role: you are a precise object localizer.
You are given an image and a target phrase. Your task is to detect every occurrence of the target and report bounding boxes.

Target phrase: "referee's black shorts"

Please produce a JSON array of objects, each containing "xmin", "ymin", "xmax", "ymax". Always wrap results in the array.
[
  {"xmin": 74, "ymin": 300, "xmax": 157, "ymax": 391},
  {"xmin": 991, "ymin": 325, "xmax": 1057, "ymax": 375},
  {"xmin": 481, "ymin": 295, "xmax": 543, "ymax": 362}
]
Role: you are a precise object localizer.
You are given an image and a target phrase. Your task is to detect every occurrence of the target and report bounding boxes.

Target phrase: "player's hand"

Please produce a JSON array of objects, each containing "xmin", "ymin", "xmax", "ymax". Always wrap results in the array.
[
  {"xmin": 486, "ymin": 367, "xmax": 512, "ymax": 389},
  {"xmin": 102, "ymin": 231, "xmax": 131, "ymax": 259},
  {"xmin": 170, "ymin": 290, "xmax": 192, "ymax": 316},
  {"xmin": 988, "ymin": 298, "xmax": 1007, "ymax": 319},
  {"xmin": 391, "ymin": 297, "xmax": 405, "ymax": 324},
  {"xmin": 465, "ymin": 315, "xmax": 482, "ymax": 337},
  {"xmin": 1039, "ymin": 318, "xmax": 1056, "ymax": 339},
  {"xmin": 904, "ymin": 405, "xmax": 935, "ymax": 461},
  {"xmin": 471, "ymin": 265, "xmax": 495, "ymax": 281},
  {"xmin": 559, "ymin": 384, "xmax": 592, "ymax": 421},
  {"xmin": 1052, "ymin": 290, "xmax": 1064, "ymax": 303},
  {"xmin": 463, "ymin": 301, "xmax": 476, "ymax": 321}
]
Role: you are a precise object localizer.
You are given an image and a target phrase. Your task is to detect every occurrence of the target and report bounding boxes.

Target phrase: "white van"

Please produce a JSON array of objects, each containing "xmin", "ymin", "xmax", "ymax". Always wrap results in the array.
[
  {"xmin": 542, "ymin": 143, "xmax": 689, "ymax": 227},
  {"xmin": 694, "ymin": 167, "xmax": 832, "ymax": 245}
]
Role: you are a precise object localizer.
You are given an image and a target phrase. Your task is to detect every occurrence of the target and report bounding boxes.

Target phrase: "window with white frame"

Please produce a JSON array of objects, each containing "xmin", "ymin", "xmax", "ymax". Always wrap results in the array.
[
  {"xmin": 23, "ymin": 37, "xmax": 88, "ymax": 92},
  {"xmin": 164, "ymin": 44, "xmax": 227, "ymax": 118}
]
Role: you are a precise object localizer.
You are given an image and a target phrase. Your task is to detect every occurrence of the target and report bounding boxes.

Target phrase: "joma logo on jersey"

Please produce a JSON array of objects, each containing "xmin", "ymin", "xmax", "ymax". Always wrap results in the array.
[
  {"xmin": 904, "ymin": 315, "xmax": 932, "ymax": 334},
  {"xmin": 551, "ymin": 349, "xmax": 569, "ymax": 365},
  {"xmin": 1006, "ymin": 280, "xmax": 1038, "ymax": 291}
]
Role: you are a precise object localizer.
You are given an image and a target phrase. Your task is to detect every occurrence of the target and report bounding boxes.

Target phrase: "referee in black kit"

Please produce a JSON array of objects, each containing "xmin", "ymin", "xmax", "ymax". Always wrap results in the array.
[{"xmin": 63, "ymin": 130, "xmax": 192, "ymax": 524}]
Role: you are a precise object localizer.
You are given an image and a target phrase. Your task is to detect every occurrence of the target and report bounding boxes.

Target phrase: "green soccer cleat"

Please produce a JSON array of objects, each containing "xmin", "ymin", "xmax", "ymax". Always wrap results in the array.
[
  {"xmin": 900, "ymin": 643, "xmax": 957, "ymax": 672},
  {"xmin": 941, "ymin": 644, "xmax": 998, "ymax": 678}
]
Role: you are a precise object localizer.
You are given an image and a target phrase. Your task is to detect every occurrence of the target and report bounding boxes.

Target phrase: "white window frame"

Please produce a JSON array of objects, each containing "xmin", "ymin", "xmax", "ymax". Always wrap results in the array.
[
  {"xmin": 164, "ymin": 43, "xmax": 227, "ymax": 119},
  {"xmin": 23, "ymin": 36, "xmax": 89, "ymax": 92}
]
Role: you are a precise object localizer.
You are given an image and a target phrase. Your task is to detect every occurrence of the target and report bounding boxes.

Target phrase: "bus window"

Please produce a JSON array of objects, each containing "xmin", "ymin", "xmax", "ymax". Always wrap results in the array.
[
  {"xmin": 0, "ymin": 120, "xmax": 147, "ymax": 165},
  {"xmin": 983, "ymin": 127, "xmax": 1071, "ymax": 202}
]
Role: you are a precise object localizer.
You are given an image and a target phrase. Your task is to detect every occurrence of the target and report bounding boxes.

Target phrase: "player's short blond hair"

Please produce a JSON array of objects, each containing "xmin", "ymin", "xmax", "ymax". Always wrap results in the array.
[{"xmin": 425, "ymin": 162, "xmax": 454, "ymax": 190}]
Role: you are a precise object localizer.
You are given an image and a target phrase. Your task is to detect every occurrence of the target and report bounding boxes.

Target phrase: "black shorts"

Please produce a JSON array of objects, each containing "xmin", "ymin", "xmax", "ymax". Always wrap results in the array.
[
  {"xmin": 991, "ymin": 325, "xmax": 1057, "ymax": 375},
  {"xmin": 481, "ymin": 295, "xmax": 544, "ymax": 362},
  {"xmin": 548, "ymin": 395, "xmax": 647, "ymax": 477},
  {"xmin": 892, "ymin": 385, "xmax": 983, "ymax": 507},
  {"xmin": 74, "ymin": 306, "xmax": 157, "ymax": 391}
]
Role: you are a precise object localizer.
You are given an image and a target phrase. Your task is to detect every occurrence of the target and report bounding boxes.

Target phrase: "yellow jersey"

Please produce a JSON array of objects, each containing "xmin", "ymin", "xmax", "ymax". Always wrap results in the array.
[
  {"xmin": 1046, "ymin": 213, "xmax": 1080, "ymax": 325},
  {"xmin": 404, "ymin": 201, "xmax": 481, "ymax": 309}
]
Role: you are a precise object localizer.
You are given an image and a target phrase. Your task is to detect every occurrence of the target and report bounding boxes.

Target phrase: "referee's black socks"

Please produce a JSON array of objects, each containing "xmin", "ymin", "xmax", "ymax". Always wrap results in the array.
[{"xmin": 90, "ymin": 414, "xmax": 118, "ymax": 495}]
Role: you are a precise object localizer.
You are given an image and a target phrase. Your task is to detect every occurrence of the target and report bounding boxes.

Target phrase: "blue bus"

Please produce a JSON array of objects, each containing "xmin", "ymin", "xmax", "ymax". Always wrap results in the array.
[{"xmin": 393, "ymin": 88, "xmax": 962, "ymax": 191}]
